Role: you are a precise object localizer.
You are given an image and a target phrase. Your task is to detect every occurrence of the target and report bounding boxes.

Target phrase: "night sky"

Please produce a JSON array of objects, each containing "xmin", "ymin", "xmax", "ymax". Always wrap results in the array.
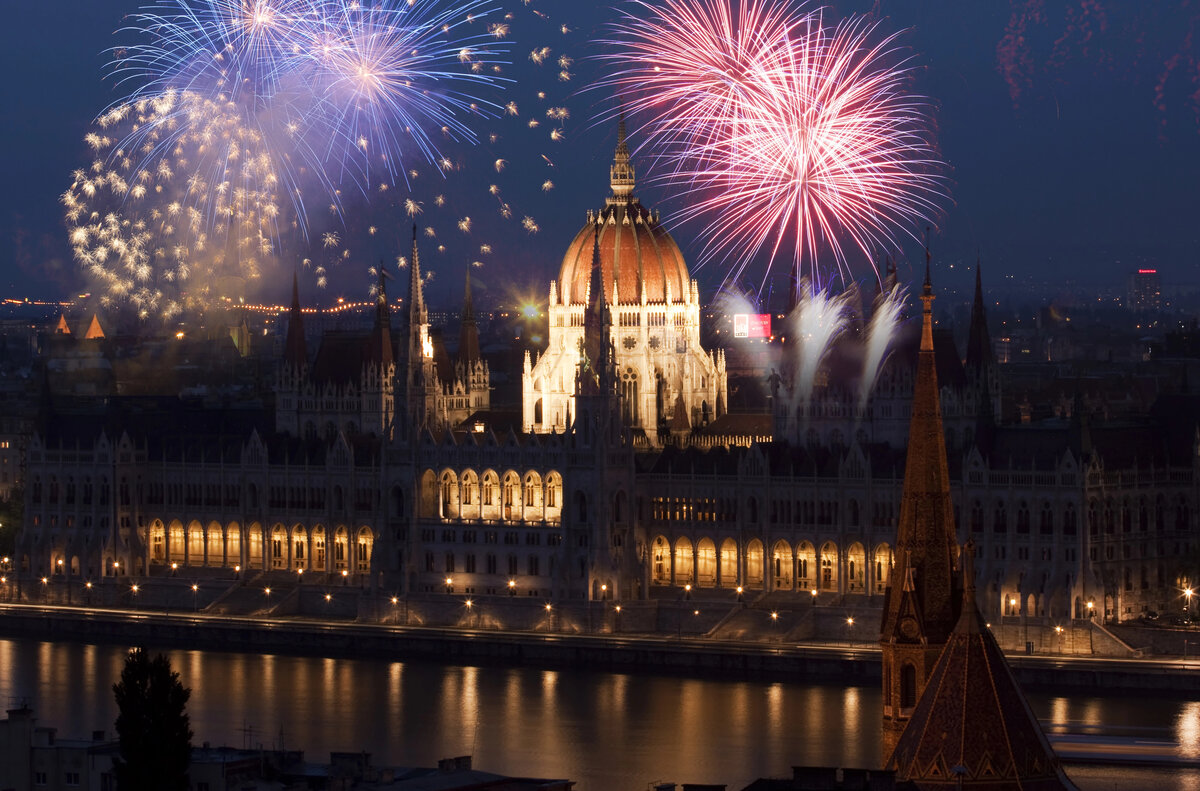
[{"xmin": 2, "ymin": 1, "xmax": 1198, "ymax": 308}]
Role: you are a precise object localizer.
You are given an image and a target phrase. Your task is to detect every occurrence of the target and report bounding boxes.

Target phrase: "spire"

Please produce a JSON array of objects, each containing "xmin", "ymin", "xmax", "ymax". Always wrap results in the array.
[
  {"xmin": 610, "ymin": 112, "xmax": 636, "ymax": 200},
  {"xmin": 965, "ymin": 257, "xmax": 996, "ymax": 374},
  {"xmin": 884, "ymin": 235, "xmax": 957, "ymax": 637},
  {"xmin": 367, "ymin": 258, "xmax": 393, "ymax": 369},
  {"xmin": 580, "ymin": 225, "xmax": 614, "ymax": 394},
  {"xmin": 880, "ymin": 234, "xmax": 962, "ymax": 756},
  {"xmin": 284, "ymin": 269, "xmax": 307, "ymax": 370},
  {"xmin": 458, "ymin": 265, "xmax": 481, "ymax": 366}
]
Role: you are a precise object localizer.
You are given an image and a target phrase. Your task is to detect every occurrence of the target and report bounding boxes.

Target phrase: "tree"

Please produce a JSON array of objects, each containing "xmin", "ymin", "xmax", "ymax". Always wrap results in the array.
[{"xmin": 112, "ymin": 648, "xmax": 193, "ymax": 791}]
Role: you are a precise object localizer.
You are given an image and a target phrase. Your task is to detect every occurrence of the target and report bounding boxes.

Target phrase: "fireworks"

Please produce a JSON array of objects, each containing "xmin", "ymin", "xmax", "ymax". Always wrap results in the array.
[
  {"xmin": 111, "ymin": 0, "xmax": 506, "ymax": 187},
  {"xmin": 62, "ymin": 92, "xmax": 280, "ymax": 321},
  {"xmin": 602, "ymin": 0, "xmax": 944, "ymax": 289},
  {"xmin": 860, "ymin": 284, "xmax": 906, "ymax": 417}
]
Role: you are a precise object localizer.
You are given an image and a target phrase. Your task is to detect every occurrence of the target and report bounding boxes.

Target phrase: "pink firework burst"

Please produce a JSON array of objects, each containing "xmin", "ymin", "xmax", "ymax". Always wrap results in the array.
[{"xmin": 601, "ymin": 0, "xmax": 946, "ymax": 289}]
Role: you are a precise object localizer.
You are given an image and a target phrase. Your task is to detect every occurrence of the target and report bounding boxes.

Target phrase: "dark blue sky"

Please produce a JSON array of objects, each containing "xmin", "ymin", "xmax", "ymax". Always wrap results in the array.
[{"xmin": 2, "ymin": 1, "xmax": 1198, "ymax": 308}]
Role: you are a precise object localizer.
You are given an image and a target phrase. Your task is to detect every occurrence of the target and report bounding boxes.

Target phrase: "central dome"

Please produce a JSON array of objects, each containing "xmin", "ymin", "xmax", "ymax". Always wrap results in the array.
[{"xmin": 557, "ymin": 121, "xmax": 691, "ymax": 305}]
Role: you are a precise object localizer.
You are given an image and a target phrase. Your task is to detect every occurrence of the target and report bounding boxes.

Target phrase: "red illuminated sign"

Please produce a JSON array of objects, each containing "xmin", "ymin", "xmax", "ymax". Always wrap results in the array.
[
  {"xmin": 733, "ymin": 313, "xmax": 771, "ymax": 338},
  {"xmin": 1137, "ymin": 269, "xmax": 1157, "ymax": 274}
]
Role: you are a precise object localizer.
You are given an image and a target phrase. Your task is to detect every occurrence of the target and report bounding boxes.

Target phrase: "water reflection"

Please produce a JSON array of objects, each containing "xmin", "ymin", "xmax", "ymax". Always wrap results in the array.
[{"xmin": 0, "ymin": 638, "xmax": 1192, "ymax": 790}]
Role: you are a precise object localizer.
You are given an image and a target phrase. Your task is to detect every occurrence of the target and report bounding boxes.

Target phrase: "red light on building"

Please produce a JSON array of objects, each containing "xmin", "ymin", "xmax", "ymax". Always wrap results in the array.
[{"xmin": 1137, "ymin": 269, "xmax": 1157, "ymax": 274}]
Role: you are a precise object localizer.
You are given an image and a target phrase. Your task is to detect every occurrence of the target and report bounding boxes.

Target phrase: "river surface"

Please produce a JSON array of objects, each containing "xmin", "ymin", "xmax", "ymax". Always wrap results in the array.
[{"xmin": 1, "ymin": 637, "xmax": 1197, "ymax": 790}]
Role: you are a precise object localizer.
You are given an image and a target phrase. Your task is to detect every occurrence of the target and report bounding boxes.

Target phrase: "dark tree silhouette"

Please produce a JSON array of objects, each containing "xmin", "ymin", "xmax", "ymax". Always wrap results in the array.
[{"xmin": 112, "ymin": 648, "xmax": 193, "ymax": 791}]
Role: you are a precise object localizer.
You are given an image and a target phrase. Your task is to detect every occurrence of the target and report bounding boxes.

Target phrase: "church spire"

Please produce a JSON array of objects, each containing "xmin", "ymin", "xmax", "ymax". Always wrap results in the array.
[{"xmin": 879, "ymin": 235, "xmax": 962, "ymax": 760}]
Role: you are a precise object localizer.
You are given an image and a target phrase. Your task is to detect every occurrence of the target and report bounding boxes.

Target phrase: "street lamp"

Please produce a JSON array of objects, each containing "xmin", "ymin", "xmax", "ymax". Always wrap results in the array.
[
  {"xmin": 508, "ymin": 579, "xmax": 517, "ymax": 596},
  {"xmin": 736, "ymin": 585, "xmax": 744, "ymax": 603},
  {"xmin": 444, "ymin": 576, "xmax": 453, "ymax": 594},
  {"xmin": 56, "ymin": 558, "xmax": 63, "ymax": 575},
  {"xmin": 810, "ymin": 588, "xmax": 818, "ymax": 601},
  {"xmin": 614, "ymin": 603, "xmax": 622, "ymax": 633},
  {"xmin": 1086, "ymin": 600, "xmax": 1095, "ymax": 619},
  {"xmin": 171, "ymin": 562, "xmax": 178, "ymax": 576},
  {"xmin": 1009, "ymin": 596, "xmax": 1018, "ymax": 615},
  {"xmin": 684, "ymin": 583, "xmax": 692, "ymax": 600},
  {"xmin": 600, "ymin": 583, "xmax": 608, "ymax": 600},
  {"xmin": 296, "ymin": 568, "xmax": 304, "ymax": 583},
  {"xmin": 341, "ymin": 569, "xmax": 349, "ymax": 586},
  {"xmin": 191, "ymin": 584, "xmax": 199, "ymax": 612},
  {"xmin": 1185, "ymin": 588, "xmax": 1194, "ymax": 621}
]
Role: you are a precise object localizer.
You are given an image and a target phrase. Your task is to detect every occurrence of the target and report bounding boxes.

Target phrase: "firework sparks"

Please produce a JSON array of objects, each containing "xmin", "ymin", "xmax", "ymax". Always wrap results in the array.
[{"xmin": 601, "ymin": 0, "xmax": 945, "ymax": 289}]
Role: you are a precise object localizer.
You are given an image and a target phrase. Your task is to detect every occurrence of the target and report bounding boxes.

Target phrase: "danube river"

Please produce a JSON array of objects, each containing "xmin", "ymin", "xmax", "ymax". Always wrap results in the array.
[{"xmin": 1, "ymin": 638, "xmax": 1197, "ymax": 790}]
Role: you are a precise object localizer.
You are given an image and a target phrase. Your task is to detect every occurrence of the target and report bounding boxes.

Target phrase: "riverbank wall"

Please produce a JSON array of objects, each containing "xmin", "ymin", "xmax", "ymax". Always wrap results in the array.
[{"xmin": 2, "ymin": 604, "xmax": 1199, "ymax": 695}]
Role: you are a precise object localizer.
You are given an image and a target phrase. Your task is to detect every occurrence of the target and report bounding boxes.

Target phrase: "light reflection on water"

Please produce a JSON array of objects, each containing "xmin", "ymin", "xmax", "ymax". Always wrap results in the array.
[{"xmin": 0, "ymin": 637, "xmax": 1193, "ymax": 790}]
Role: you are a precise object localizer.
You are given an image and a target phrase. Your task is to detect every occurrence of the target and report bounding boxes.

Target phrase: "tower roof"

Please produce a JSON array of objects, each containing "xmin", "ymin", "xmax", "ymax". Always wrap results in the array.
[
  {"xmin": 966, "ymin": 261, "xmax": 995, "ymax": 374},
  {"xmin": 880, "ymin": 249, "xmax": 960, "ymax": 648},
  {"xmin": 284, "ymin": 270, "xmax": 307, "ymax": 369},
  {"xmin": 366, "ymin": 259, "xmax": 393, "ymax": 369},
  {"xmin": 458, "ymin": 266, "xmax": 480, "ymax": 366},
  {"xmin": 889, "ymin": 544, "xmax": 1078, "ymax": 791},
  {"xmin": 557, "ymin": 120, "xmax": 690, "ymax": 305}
]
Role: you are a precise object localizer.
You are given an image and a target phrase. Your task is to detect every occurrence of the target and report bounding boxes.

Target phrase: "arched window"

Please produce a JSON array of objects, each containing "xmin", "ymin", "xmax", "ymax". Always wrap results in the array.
[
  {"xmin": 992, "ymin": 502, "xmax": 1007, "ymax": 533},
  {"xmin": 534, "ymin": 398, "xmax": 543, "ymax": 425},
  {"xmin": 900, "ymin": 663, "xmax": 917, "ymax": 708},
  {"xmin": 575, "ymin": 491, "xmax": 588, "ymax": 523}
]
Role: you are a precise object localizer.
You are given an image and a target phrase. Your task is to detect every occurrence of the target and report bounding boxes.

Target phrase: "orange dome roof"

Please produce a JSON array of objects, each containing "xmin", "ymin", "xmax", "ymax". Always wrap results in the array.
[
  {"xmin": 559, "ymin": 204, "xmax": 690, "ymax": 305},
  {"xmin": 557, "ymin": 119, "xmax": 691, "ymax": 305}
]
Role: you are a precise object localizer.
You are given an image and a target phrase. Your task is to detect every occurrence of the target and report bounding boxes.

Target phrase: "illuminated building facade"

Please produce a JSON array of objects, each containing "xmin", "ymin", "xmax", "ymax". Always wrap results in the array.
[{"xmin": 521, "ymin": 121, "xmax": 727, "ymax": 443}]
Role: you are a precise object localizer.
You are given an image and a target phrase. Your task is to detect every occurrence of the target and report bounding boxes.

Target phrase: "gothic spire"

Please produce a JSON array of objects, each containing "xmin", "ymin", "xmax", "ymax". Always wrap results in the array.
[
  {"xmin": 883, "ymin": 240, "xmax": 958, "ymax": 639},
  {"xmin": 408, "ymin": 223, "xmax": 427, "ymax": 327},
  {"xmin": 965, "ymin": 257, "xmax": 995, "ymax": 374},
  {"xmin": 458, "ymin": 265, "xmax": 481, "ymax": 366},
  {"xmin": 284, "ymin": 268, "xmax": 307, "ymax": 370},
  {"xmin": 879, "ymin": 237, "xmax": 962, "ymax": 758}
]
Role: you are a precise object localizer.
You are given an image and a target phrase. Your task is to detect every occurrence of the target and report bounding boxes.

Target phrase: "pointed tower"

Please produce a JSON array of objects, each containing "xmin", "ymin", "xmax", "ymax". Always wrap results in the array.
[
  {"xmin": 965, "ymin": 260, "xmax": 1000, "ymax": 433},
  {"xmin": 889, "ymin": 542, "xmax": 1078, "ymax": 790},
  {"xmin": 404, "ymin": 226, "xmax": 439, "ymax": 433},
  {"xmin": 610, "ymin": 113, "xmax": 635, "ymax": 201},
  {"xmin": 362, "ymin": 259, "xmax": 395, "ymax": 437},
  {"xmin": 880, "ymin": 244, "xmax": 963, "ymax": 761},
  {"xmin": 284, "ymin": 270, "xmax": 307, "ymax": 373},
  {"xmin": 276, "ymin": 270, "xmax": 308, "ymax": 436},
  {"xmin": 458, "ymin": 266, "xmax": 481, "ymax": 367}
]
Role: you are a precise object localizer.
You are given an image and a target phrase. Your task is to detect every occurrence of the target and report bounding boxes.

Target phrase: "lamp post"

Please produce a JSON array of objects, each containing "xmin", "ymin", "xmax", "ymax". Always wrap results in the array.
[
  {"xmin": 40, "ymin": 576, "xmax": 48, "ymax": 601},
  {"xmin": 770, "ymin": 610, "xmax": 779, "ymax": 643},
  {"xmin": 341, "ymin": 569, "xmax": 349, "ymax": 586},
  {"xmin": 544, "ymin": 601, "xmax": 552, "ymax": 632},
  {"xmin": 85, "ymin": 581, "xmax": 92, "ymax": 606},
  {"xmin": 736, "ymin": 585, "xmax": 744, "ymax": 603},
  {"xmin": 683, "ymin": 582, "xmax": 692, "ymax": 601},
  {"xmin": 613, "ymin": 604, "xmax": 622, "ymax": 633},
  {"xmin": 810, "ymin": 588, "xmax": 818, "ymax": 604},
  {"xmin": 507, "ymin": 579, "xmax": 516, "ymax": 596},
  {"xmin": 444, "ymin": 576, "xmax": 453, "ymax": 594},
  {"xmin": 1185, "ymin": 588, "xmax": 1194, "ymax": 623},
  {"xmin": 130, "ymin": 584, "xmax": 139, "ymax": 607},
  {"xmin": 191, "ymin": 584, "xmax": 199, "ymax": 612}
]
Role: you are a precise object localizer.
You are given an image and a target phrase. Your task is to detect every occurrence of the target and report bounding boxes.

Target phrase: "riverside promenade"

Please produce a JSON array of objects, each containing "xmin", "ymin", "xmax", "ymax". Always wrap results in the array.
[{"xmin": 3, "ymin": 601, "xmax": 1200, "ymax": 694}]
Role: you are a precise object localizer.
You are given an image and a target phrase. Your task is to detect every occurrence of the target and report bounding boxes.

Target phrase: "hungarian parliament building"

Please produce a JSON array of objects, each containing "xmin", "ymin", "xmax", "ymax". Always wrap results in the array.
[{"xmin": 18, "ymin": 127, "xmax": 1200, "ymax": 625}]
